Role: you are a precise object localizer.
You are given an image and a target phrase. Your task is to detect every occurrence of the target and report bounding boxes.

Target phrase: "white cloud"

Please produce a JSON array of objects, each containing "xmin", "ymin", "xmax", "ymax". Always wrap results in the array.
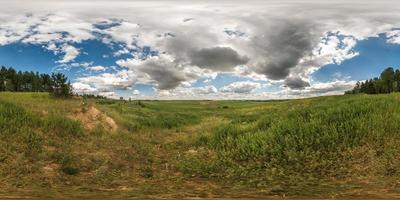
[
  {"xmin": 132, "ymin": 89, "xmax": 140, "ymax": 95},
  {"xmin": 154, "ymin": 85, "xmax": 218, "ymax": 99},
  {"xmin": 113, "ymin": 48, "xmax": 130, "ymax": 57},
  {"xmin": 1, "ymin": 0, "xmax": 400, "ymax": 98},
  {"xmin": 23, "ymin": 32, "xmax": 64, "ymax": 44},
  {"xmin": 220, "ymin": 81, "xmax": 261, "ymax": 94},
  {"xmin": 98, "ymin": 91, "xmax": 120, "ymax": 99},
  {"xmin": 317, "ymin": 33, "xmax": 359, "ymax": 65},
  {"xmin": 386, "ymin": 30, "xmax": 400, "ymax": 44},
  {"xmin": 46, "ymin": 42, "xmax": 59, "ymax": 52},
  {"xmin": 278, "ymin": 80, "xmax": 356, "ymax": 98},
  {"xmin": 88, "ymin": 65, "xmax": 106, "ymax": 71},
  {"xmin": 72, "ymin": 82, "xmax": 97, "ymax": 94},
  {"xmin": 101, "ymin": 21, "xmax": 140, "ymax": 48},
  {"xmin": 192, "ymin": 85, "xmax": 218, "ymax": 95},
  {"xmin": 58, "ymin": 45, "xmax": 79, "ymax": 63},
  {"xmin": 75, "ymin": 70, "xmax": 136, "ymax": 92}
]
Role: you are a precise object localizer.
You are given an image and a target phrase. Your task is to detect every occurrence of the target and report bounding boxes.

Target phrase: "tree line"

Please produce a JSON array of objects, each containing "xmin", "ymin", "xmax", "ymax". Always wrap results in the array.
[
  {"xmin": 0, "ymin": 66, "xmax": 72, "ymax": 98},
  {"xmin": 346, "ymin": 67, "xmax": 400, "ymax": 94}
]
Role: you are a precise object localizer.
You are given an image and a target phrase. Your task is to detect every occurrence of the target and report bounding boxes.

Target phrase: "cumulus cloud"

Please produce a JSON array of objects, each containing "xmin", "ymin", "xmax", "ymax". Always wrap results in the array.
[
  {"xmin": 189, "ymin": 46, "xmax": 249, "ymax": 71},
  {"xmin": 192, "ymin": 85, "xmax": 218, "ymax": 95},
  {"xmin": 251, "ymin": 20, "xmax": 317, "ymax": 80},
  {"xmin": 1, "ymin": 0, "xmax": 400, "ymax": 98},
  {"xmin": 58, "ymin": 45, "xmax": 79, "ymax": 63},
  {"xmin": 220, "ymin": 81, "xmax": 261, "ymax": 93},
  {"xmin": 138, "ymin": 62, "xmax": 186, "ymax": 90},
  {"xmin": 281, "ymin": 80, "xmax": 356, "ymax": 97},
  {"xmin": 166, "ymin": 85, "xmax": 218, "ymax": 95},
  {"xmin": 132, "ymin": 89, "xmax": 140, "ymax": 95},
  {"xmin": 284, "ymin": 76, "xmax": 310, "ymax": 89},
  {"xmin": 101, "ymin": 21, "xmax": 139, "ymax": 48},
  {"xmin": 98, "ymin": 91, "xmax": 120, "ymax": 99},
  {"xmin": 72, "ymin": 82, "xmax": 97, "ymax": 94},
  {"xmin": 75, "ymin": 70, "xmax": 136, "ymax": 92},
  {"xmin": 117, "ymin": 55, "xmax": 188, "ymax": 90},
  {"xmin": 88, "ymin": 65, "xmax": 106, "ymax": 71},
  {"xmin": 386, "ymin": 30, "xmax": 400, "ymax": 44}
]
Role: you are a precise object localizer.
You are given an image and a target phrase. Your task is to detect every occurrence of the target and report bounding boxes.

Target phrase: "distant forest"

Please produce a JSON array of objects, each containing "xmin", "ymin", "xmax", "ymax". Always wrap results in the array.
[
  {"xmin": 346, "ymin": 67, "xmax": 400, "ymax": 94},
  {"xmin": 0, "ymin": 66, "xmax": 72, "ymax": 97},
  {"xmin": 3, "ymin": 66, "xmax": 400, "ymax": 98}
]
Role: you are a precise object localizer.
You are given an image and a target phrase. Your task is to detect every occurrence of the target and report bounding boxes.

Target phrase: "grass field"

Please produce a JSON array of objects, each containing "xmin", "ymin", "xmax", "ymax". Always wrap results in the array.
[{"xmin": 1, "ymin": 92, "xmax": 400, "ymax": 199}]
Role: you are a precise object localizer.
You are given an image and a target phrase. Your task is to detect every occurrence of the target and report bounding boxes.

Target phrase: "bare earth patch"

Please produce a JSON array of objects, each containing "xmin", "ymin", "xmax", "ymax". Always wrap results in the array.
[
  {"xmin": 42, "ymin": 163, "xmax": 60, "ymax": 178},
  {"xmin": 71, "ymin": 105, "xmax": 117, "ymax": 132}
]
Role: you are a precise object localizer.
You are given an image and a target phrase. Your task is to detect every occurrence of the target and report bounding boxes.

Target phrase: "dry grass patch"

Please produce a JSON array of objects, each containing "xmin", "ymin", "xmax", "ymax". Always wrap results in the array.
[{"xmin": 71, "ymin": 105, "xmax": 117, "ymax": 132}]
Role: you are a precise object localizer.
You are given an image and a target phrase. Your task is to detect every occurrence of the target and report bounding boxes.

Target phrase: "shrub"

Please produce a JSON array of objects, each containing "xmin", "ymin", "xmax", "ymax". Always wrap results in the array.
[{"xmin": 61, "ymin": 166, "xmax": 79, "ymax": 175}]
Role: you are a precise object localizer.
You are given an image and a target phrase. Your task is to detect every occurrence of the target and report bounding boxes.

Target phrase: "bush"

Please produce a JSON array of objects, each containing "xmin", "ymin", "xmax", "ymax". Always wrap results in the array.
[{"xmin": 62, "ymin": 166, "xmax": 79, "ymax": 175}]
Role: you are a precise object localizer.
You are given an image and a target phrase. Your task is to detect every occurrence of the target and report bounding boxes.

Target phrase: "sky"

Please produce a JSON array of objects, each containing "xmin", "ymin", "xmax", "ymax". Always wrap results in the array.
[{"xmin": 1, "ymin": 0, "xmax": 400, "ymax": 99}]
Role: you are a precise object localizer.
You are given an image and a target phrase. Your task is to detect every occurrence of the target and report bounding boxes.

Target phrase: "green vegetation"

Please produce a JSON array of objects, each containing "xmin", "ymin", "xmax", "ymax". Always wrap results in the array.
[
  {"xmin": 0, "ymin": 66, "xmax": 72, "ymax": 97},
  {"xmin": 1, "ymin": 92, "xmax": 400, "ymax": 198},
  {"xmin": 346, "ymin": 67, "xmax": 400, "ymax": 94}
]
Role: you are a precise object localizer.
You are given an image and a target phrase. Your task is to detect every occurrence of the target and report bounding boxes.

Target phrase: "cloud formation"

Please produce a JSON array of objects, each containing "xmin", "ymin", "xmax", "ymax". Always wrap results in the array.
[
  {"xmin": 1, "ymin": 0, "xmax": 400, "ymax": 99},
  {"xmin": 251, "ymin": 20, "xmax": 317, "ymax": 80},
  {"xmin": 75, "ymin": 70, "xmax": 136, "ymax": 92},
  {"xmin": 189, "ymin": 47, "xmax": 249, "ymax": 71},
  {"xmin": 58, "ymin": 45, "xmax": 79, "ymax": 63},
  {"xmin": 116, "ymin": 55, "xmax": 188, "ymax": 90},
  {"xmin": 284, "ymin": 76, "xmax": 310, "ymax": 89},
  {"xmin": 220, "ymin": 81, "xmax": 261, "ymax": 94}
]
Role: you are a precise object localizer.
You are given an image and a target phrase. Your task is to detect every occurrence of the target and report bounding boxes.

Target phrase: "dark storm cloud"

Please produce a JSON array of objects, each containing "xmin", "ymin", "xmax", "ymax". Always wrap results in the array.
[
  {"xmin": 138, "ymin": 60, "xmax": 187, "ymax": 90},
  {"xmin": 284, "ymin": 76, "xmax": 310, "ymax": 89},
  {"xmin": 188, "ymin": 46, "xmax": 249, "ymax": 71},
  {"xmin": 253, "ymin": 20, "xmax": 316, "ymax": 80}
]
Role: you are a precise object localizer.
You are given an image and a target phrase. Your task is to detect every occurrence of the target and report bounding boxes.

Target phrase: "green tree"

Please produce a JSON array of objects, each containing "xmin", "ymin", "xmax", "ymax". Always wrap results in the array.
[
  {"xmin": 394, "ymin": 69, "xmax": 400, "ymax": 92},
  {"xmin": 380, "ymin": 67, "xmax": 395, "ymax": 93},
  {"xmin": 51, "ymin": 73, "xmax": 72, "ymax": 98},
  {"xmin": 346, "ymin": 67, "xmax": 400, "ymax": 95},
  {"xmin": 41, "ymin": 74, "xmax": 52, "ymax": 92},
  {"xmin": 0, "ymin": 66, "xmax": 7, "ymax": 91},
  {"xmin": 366, "ymin": 79, "xmax": 376, "ymax": 94}
]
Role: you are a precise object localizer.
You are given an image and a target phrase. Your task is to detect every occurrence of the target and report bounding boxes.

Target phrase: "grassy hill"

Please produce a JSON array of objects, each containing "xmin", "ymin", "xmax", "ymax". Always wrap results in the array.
[{"xmin": 1, "ymin": 92, "xmax": 400, "ymax": 199}]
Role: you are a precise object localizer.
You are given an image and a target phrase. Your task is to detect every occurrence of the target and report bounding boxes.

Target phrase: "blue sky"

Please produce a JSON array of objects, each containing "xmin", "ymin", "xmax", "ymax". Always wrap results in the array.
[
  {"xmin": 313, "ymin": 34, "xmax": 400, "ymax": 82},
  {"xmin": 0, "ymin": 43, "xmax": 55, "ymax": 74},
  {"xmin": 1, "ymin": 32, "xmax": 398, "ymax": 98},
  {"xmin": 1, "ymin": 0, "xmax": 400, "ymax": 99}
]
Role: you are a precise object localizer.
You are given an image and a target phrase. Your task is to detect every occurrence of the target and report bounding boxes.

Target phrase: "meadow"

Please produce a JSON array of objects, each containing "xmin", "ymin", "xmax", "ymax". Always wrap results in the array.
[{"xmin": 1, "ymin": 92, "xmax": 400, "ymax": 199}]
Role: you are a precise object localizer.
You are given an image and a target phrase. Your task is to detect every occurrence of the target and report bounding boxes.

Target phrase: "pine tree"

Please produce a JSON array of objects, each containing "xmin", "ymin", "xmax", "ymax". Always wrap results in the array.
[
  {"xmin": 380, "ymin": 67, "xmax": 395, "ymax": 93},
  {"xmin": 51, "ymin": 73, "xmax": 72, "ymax": 98},
  {"xmin": 394, "ymin": 69, "xmax": 400, "ymax": 92},
  {"xmin": 0, "ymin": 66, "xmax": 72, "ymax": 98},
  {"xmin": 346, "ymin": 67, "xmax": 400, "ymax": 95}
]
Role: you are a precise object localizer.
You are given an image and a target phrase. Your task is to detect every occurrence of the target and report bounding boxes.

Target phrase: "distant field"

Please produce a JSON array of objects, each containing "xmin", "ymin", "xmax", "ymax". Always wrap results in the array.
[{"xmin": 1, "ymin": 92, "xmax": 400, "ymax": 199}]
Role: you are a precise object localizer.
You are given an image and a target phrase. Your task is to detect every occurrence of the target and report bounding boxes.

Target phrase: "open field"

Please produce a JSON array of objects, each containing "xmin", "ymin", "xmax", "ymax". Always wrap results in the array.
[{"xmin": 1, "ymin": 92, "xmax": 400, "ymax": 199}]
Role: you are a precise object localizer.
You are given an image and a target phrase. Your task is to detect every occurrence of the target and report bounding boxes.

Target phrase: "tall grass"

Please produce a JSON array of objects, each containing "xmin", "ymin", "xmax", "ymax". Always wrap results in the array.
[
  {"xmin": 0, "ymin": 93, "xmax": 85, "ymax": 188},
  {"xmin": 97, "ymin": 100, "xmax": 211, "ymax": 131},
  {"xmin": 0, "ymin": 92, "xmax": 163, "ymax": 194},
  {"xmin": 184, "ymin": 94, "xmax": 400, "ymax": 188},
  {"xmin": 2, "ymin": 92, "xmax": 400, "ymax": 197}
]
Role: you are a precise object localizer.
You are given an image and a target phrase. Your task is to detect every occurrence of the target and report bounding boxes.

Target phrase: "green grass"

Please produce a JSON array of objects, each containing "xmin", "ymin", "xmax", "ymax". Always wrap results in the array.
[
  {"xmin": 187, "ymin": 95, "xmax": 400, "ymax": 184},
  {"xmin": 1, "ymin": 92, "xmax": 400, "ymax": 198}
]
